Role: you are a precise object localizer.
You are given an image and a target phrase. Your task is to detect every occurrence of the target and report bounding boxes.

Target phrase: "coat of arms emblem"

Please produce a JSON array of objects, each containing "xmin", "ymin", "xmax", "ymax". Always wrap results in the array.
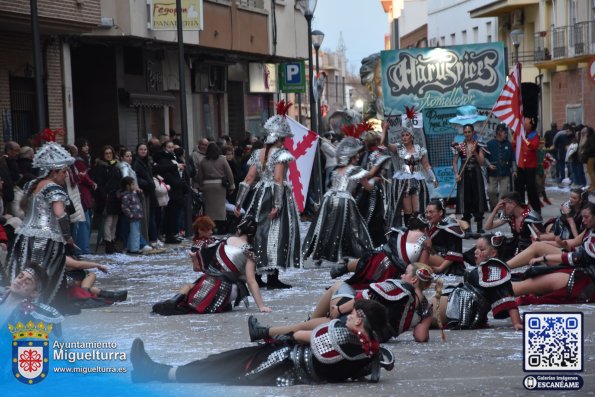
[{"xmin": 9, "ymin": 320, "xmax": 52, "ymax": 385}]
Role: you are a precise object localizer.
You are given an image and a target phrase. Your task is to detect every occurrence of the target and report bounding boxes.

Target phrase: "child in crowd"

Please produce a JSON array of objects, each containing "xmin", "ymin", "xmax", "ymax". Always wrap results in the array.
[
  {"xmin": 120, "ymin": 176, "xmax": 144, "ymax": 254},
  {"xmin": 192, "ymin": 215, "xmax": 217, "ymax": 247}
]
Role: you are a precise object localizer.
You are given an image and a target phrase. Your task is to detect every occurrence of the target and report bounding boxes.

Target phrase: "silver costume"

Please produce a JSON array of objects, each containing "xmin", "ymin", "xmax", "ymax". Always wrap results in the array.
[
  {"xmin": 245, "ymin": 147, "xmax": 301, "ymax": 273},
  {"xmin": 5, "ymin": 182, "xmax": 71, "ymax": 303},
  {"xmin": 303, "ymin": 164, "xmax": 373, "ymax": 262},
  {"xmin": 390, "ymin": 144, "xmax": 432, "ymax": 227}
]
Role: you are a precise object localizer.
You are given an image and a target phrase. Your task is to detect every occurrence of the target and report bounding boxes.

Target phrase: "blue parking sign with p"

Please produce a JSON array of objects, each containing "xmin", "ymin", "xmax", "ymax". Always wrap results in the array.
[{"xmin": 279, "ymin": 61, "xmax": 306, "ymax": 93}]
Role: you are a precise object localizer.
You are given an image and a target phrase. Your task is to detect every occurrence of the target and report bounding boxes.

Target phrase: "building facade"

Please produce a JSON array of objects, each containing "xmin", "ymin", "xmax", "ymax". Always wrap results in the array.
[
  {"xmin": 0, "ymin": 0, "xmax": 309, "ymax": 156},
  {"xmin": 471, "ymin": 0, "xmax": 595, "ymax": 129}
]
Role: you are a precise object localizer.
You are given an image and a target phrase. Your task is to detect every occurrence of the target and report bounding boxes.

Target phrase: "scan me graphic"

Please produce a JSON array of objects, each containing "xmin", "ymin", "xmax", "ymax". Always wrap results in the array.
[{"xmin": 523, "ymin": 312, "xmax": 583, "ymax": 372}]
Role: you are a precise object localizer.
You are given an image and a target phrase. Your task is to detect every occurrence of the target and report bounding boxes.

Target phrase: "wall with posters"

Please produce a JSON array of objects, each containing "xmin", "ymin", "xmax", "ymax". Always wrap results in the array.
[{"xmin": 381, "ymin": 43, "xmax": 506, "ymax": 199}]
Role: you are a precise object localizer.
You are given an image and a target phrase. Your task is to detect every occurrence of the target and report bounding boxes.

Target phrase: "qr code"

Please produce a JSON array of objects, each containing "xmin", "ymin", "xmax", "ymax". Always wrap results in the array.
[{"xmin": 524, "ymin": 312, "xmax": 583, "ymax": 372}]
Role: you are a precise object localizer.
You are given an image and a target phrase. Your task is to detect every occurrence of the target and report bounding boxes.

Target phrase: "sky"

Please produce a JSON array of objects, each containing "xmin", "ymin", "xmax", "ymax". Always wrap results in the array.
[{"xmin": 312, "ymin": 0, "xmax": 388, "ymax": 73}]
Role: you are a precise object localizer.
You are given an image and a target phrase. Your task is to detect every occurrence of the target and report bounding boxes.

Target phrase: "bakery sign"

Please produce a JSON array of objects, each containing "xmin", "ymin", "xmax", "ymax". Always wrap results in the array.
[{"xmin": 150, "ymin": 0, "xmax": 203, "ymax": 31}]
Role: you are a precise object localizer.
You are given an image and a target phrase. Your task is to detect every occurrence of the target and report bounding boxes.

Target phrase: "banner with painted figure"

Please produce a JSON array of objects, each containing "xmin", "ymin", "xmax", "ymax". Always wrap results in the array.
[{"xmin": 381, "ymin": 43, "xmax": 506, "ymax": 199}]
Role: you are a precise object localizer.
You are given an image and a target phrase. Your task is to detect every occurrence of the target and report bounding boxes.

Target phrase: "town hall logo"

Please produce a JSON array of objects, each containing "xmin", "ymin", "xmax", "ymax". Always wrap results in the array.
[{"xmin": 9, "ymin": 321, "xmax": 52, "ymax": 385}]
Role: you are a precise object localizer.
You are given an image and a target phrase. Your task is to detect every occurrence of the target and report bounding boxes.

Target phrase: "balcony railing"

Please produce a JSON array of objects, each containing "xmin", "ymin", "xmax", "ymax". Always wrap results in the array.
[{"xmin": 551, "ymin": 20, "xmax": 594, "ymax": 60}]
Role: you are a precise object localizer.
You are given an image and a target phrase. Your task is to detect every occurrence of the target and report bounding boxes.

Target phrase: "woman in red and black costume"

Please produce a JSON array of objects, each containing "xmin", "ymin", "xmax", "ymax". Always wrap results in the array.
[
  {"xmin": 329, "ymin": 215, "xmax": 430, "ymax": 289},
  {"xmin": 432, "ymin": 234, "xmax": 523, "ymax": 330},
  {"xmin": 509, "ymin": 202, "xmax": 595, "ymax": 305},
  {"xmin": 151, "ymin": 215, "xmax": 271, "ymax": 315},
  {"xmin": 483, "ymin": 191, "xmax": 543, "ymax": 263},
  {"xmin": 424, "ymin": 199, "xmax": 466, "ymax": 275},
  {"xmin": 131, "ymin": 299, "xmax": 394, "ymax": 385}
]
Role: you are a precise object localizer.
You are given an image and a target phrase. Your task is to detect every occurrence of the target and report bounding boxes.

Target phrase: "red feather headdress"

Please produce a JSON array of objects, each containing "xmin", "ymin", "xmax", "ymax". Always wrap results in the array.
[
  {"xmin": 341, "ymin": 124, "xmax": 360, "ymax": 138},
  {"xmin": 275, "ymin": 99, "xmax": 293, "ymax": 116}
]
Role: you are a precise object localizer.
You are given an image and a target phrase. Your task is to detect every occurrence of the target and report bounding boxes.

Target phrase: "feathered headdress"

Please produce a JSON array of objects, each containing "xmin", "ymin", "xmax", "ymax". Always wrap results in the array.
[
  {"xmin": 341, "ymin": 124, "xmax": 360, "ymax": 139},
  {"xmin": 403, "ymin": 105, "xmax": 417, "ymax": 129},
  {"xmin": 264, "ymin": 100, "xmax": 294, "ymax": 144}
]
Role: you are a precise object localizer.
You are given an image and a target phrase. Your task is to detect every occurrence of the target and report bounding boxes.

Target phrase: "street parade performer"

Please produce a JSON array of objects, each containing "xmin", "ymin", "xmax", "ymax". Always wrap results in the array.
[
  {"xmin": 432, "ymin": 234, "xmax": 523, "ymax": 331},
  {"xmin": 329, "ymin": 215, "xmax": 430, "ymax": 290},
  {"xmin": 234, "ymin": 100, "xmax": 300, "ymax": 289},
  {"xmin": 0, "ymin": 264, "xmax": 63, "ymax": 332},
  {"xmin": 424, "ymin": 200, "xmax": 466, "ymax": 275},
  {"xmin": 152, "ymin": 215, "xmax": 271, "ymax": 315},
  {"xmin": 508, "ymin": 202, "xmax": 595, "ymax": 305},
  {"xmin": 356, "ymin": 124, "xmax": 392, "ymax": 246},
  {"xmin": 303, "ymin": 126, "xmax": 373, "ymax": 264},
  {"xmin": 2, "ymin": 142, "xmax": 75, "ymax": 304},
  {"xmin": 386, "ymin": 108, "xmax": 438, "ymax": 228},
  {"xmin": 131, "ymin": 299, "xmax": 394, "ymax": 385},
  {"xmin": 450, "ymin": 106, "xmax": 489, "ymax": 234},
  {"xmin": 279, "ymin": 262, "xmax": 436, "ymax": 343},
  {"xmin": 483, "ymin": 192, "xmax": 543, "ymax": 263}
]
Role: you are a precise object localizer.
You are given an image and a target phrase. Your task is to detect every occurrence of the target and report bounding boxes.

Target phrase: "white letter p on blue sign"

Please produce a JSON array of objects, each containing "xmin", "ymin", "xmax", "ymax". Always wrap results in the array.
[{"xmin": 286, "ymin": 64, "xmax": 300, "ymax": 84}]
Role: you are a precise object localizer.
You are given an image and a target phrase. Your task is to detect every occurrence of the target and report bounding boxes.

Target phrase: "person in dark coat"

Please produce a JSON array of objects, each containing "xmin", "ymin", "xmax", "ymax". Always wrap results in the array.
[
  {"xmin": 132, "ymin": 143, "xmax": 157, "ymax": 244},
  {"xmin": 153, "ymin": 141, "xmax": 187, "ymax": 244}
]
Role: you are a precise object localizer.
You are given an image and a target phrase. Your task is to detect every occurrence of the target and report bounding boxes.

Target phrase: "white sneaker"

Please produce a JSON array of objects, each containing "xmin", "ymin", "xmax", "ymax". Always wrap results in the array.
[
  {"xmin": 141, "ymin": 245, "xmax": 153, "ymax": 253},
  {"xmin": 151, "ymin": 241, "xmax": 165, "ymax": 249}
]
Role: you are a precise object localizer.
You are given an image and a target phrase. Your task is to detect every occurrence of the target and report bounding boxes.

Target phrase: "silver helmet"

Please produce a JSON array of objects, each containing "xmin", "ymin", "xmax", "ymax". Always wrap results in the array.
[
  {"xmin": 32, "ymin": 142, "xmax": 74, "ymax": 175},
  {"xmin": 336, "ymin": 137, "xmax": 363, "ymax": 166},
  {"xmin": 264, "ymin": 100, "xmax": 294, "ymax": 144}
]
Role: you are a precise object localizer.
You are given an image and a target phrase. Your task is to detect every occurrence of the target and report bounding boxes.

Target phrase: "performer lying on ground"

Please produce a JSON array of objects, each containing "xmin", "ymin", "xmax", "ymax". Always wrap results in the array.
[
  {"xmin": 539, "ymin": 188, "xmax": 588, "ymax": 241},
  {"xmin": 64, "ymin": 256, "xmax": 128, "ymax": 305},
  {"xmin": 330, "ymin": 215, "xmax": 430, "ymax": 290},
  {"xmin": 424, "ymin": 200, "xmax": 465, "ymax": 275},
  {"xmin": 482, "ymin": 192, "xmax": 543, "ymax": 263},
  {"xmin": 508, "ymin": 203, "xmax": 595, "ymax": 305},
  {"xmin": 432, "ymin": 234, "xmax": 523, "ymax": 330},
  {"xmin": 0, "ymin": 264, "xmax": 63, "ymax": 333},
  {"xmin": 152, "ymin": 215, "xmax": 271, "ymax": 315},
  {"xmin": 251, "ymin": 263, "xmax": 436, "ymax": 343},
  {"xmin": 131, "ymin": 299, "xmax": 394, "ymax": 385}
]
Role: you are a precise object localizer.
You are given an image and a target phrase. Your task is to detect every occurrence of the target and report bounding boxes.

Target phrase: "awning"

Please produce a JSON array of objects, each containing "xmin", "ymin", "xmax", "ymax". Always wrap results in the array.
[
  {"xmin": 470, "ymin": 0, "xmax": 538, "ymax": 18},
  {"xmin": 128, "ymin": 92, "xmax": 176, "ymax": 108}
]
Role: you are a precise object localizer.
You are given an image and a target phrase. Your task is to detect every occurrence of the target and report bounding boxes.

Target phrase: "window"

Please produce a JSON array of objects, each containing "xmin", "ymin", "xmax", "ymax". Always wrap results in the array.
[
  {"xmin": 473, "ymin": 27, "xmax": 478, "ymax": 43},
  {"xmin": 450, "ymin": 33, "xmax": 456, "ymax": 45},
  {"xmin": 462, "ymin": 30, "xmax": 467, "ymax": 44},
  {"xmin": 440, "ymin": 36, "xmax": 445, "ymax": 46}
]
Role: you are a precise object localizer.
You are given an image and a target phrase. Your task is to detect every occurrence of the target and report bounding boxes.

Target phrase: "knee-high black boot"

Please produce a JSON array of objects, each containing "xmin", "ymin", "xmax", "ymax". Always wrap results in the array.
[
  {"xmin": 266, "ymin": 269, "xmax": 292, "ymax": 290},
  {"xmin": 131, "ymin": 338, "xmax": 173, "ymax": 383},
  {"xmin": 98, "ymin": 289, "xmax": 128, "ymax": 302}
]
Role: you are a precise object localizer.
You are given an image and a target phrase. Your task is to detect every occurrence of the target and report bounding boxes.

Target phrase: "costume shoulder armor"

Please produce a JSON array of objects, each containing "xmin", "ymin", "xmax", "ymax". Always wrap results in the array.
[
  {"xmin": 366, "ymin": 279, "xmax": 414, "ymax": 302},
  {"xmin": 477, "ymin": 258, "xmax": 511, "ymax": 287},
  {"xmin": 247, "ymin": 149, "xmax": 261, "ymax": 166},
  {"xmin": 311, "ymin": 320, "xmax": 366, "ymax": 363},
  {"xmin": 348, "ymin": 166, "xmax": 368, "ymax": 181},
  {"xmin": 44, "ymin": 183, "xmax": 70, "ymax": 203},
  {"xmin": 417, "ymin": 145, "xmax": 428, "ymax": 158},
  {"xmin": 437, "ymin": 217, "xmax": 465, "ymax": 238},
  {"xmin": 369, "ymin": 149, "xmax": 392, "ymax": 168},
  {"xmin": 271, "ymin": 148, "xmax": 295, "ymax": 164}
]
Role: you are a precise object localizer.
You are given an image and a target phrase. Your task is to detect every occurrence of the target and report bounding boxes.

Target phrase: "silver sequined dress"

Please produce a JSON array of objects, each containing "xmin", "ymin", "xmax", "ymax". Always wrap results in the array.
[
  {"xmin": 4, "ymin": 182, "xmax": 71, "ymax": 303},
  {"xmin": 303, "ymin": 165, "xmax": 373, "ymax": 262},
  {"xmin": 391, "ymin": 144, "xmax": 431, "ymax": 227},
  {"xmin": 245, "ymin": 148, "xmax": 301, "ymax": 273}
]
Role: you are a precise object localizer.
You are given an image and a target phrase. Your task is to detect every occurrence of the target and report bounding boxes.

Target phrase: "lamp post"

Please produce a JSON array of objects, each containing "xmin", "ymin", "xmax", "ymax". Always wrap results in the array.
[
  {"xmin": 312, "ymin": 29, "xmax": 324, "ymax": 132},
  {"xmin": 304, "ymin": 0, "xmax": 318, "ymax": 132},
  {"xmin": 510, "ymin": 29, "xmax": 524, "ymax": 65}
]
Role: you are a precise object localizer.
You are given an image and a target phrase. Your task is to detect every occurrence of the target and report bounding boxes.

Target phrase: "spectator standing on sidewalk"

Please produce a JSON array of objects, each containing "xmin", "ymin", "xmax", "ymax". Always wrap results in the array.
[{"xmin": 486, "ymin": 123, "xmax": 514, "ymax": 210}]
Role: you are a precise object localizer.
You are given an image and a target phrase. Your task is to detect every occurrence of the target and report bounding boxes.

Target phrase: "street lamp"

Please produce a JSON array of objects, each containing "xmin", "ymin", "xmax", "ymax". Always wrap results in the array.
[
  {"xmin": 312, "ymin": 29, "xmax": 324, "ymax": 132},
  {"xmin": 510, "ymin": 29, "xmax": 524, "ymax": 64},
  {"xmin": 304, "ymin": 0, "xmax": 318, "ymax": 132}
]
